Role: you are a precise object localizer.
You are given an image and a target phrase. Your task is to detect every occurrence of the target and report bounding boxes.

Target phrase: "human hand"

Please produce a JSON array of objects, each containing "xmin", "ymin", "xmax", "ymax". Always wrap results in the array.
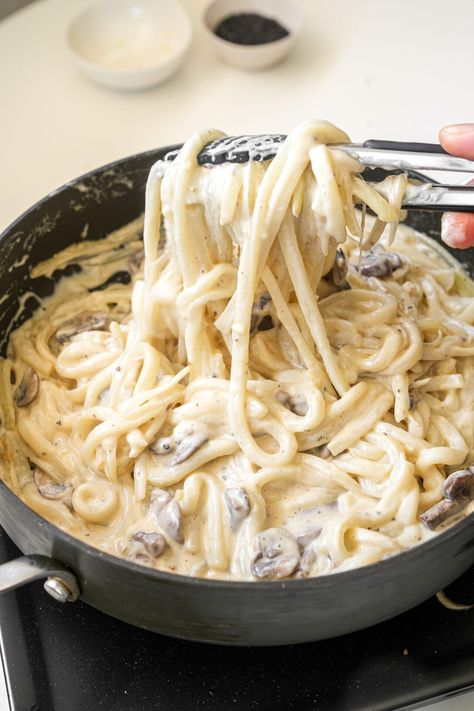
[{"xmin": 439, "ymin": 123, "xmax": 474, "ymax": 249}]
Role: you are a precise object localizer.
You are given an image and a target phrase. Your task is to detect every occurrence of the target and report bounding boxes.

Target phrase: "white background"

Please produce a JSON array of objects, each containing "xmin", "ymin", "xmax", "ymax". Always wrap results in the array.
[{"xmin": 0, "ymin": 0, "xmax": 473, "ymax": 708}]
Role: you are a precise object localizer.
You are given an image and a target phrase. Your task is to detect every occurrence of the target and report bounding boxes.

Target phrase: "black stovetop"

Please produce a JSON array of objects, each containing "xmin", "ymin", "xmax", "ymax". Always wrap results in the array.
[{"xmin": 0, "ymin": 531, "xmax": 472, "ymax": 711}]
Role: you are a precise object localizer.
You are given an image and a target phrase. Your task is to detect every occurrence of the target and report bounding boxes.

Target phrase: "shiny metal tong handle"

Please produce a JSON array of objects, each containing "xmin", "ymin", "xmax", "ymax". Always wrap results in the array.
[
  {"xmin": 0, "ymin": 554, "xmax": 79, "ymax": 602},
  {"xmin": 344, "ymin": 140, "xmax": 474, "ymax": 213},
  {"xmin": 340, "ymin": 140, "xmax": 474, "ymax": 174},
  {"xmin": 164, "ymin": 136, "xmax": 474, "ymax": 212},
  {"xmin": 184, "ymin": 136, "xmax": 474, "ymax": 172},
  {"xmin": 402, "ymin": 184, "xmax": 474, "ymax": 212}
]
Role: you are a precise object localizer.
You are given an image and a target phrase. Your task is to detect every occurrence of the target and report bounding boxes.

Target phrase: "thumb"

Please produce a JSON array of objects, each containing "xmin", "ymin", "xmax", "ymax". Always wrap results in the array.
[
  {"xmin": 441, "ymin": 212, "xmax": 474, "ymax": 249},
  {"xmin": 439, "ymin": 124, "xmax": 474, "ymax": 160}
]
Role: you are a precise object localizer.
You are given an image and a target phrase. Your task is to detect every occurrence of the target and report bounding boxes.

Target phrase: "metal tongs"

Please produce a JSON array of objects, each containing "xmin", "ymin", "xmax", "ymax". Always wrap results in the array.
[{"xmin": 166, "ymin": 136, "xmax": 474, "ymax": 212}]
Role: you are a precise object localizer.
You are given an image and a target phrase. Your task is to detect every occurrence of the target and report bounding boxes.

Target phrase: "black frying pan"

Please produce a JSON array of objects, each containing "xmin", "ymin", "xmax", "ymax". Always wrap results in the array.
[{"xmin": 0, "ymin": 148, "xmax": 472, "ymax": 646}]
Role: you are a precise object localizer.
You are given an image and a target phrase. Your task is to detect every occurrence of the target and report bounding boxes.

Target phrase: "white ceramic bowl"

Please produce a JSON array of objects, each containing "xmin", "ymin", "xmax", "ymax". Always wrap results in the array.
[
  {"xmin": 202, "ymin": 0, "xmax": 302, "ymax": 70},
  {"xmin": 66, "ymin": 0, "xmax": 193, "ymax": 91}
]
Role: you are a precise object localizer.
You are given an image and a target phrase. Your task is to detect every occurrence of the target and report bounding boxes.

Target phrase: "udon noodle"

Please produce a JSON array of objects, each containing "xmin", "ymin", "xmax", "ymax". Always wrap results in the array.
[{"xmin": 1, "ymin": 120, "xmax": 473, "ymax": 580}]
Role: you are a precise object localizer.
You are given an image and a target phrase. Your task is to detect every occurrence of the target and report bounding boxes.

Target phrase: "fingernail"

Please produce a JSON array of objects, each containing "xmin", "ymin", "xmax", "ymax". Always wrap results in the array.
[
  {"xmin": 441, "ymin": 123, "xmax": 474, "ymax": 136},
  {"xmin": 441, "ymin": 212, "xmax": 466, "ymax": 247}
]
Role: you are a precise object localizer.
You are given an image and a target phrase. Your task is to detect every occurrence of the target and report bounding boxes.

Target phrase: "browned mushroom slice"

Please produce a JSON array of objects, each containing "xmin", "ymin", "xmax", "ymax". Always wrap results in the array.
[
  {"xmin": 296, "ymin": 529, "xmax": 321, "ymax": 577},
  {"xmin": 151, "ymin": 489, "xmax": 183, "ymax": 543},
  {"xmin": 357, "ymin": 249, "xmax": 404, "ymax": 278},
  {"xmin": 420, "ymin": 499, "xmax": 464, "ymax": 530},
  {"xmin": 127, "ymin": 249, "xmax": 145, "ymax": 274},
  {"xmin": 250, "ymin": 292, "xmax": 273, "ymax": 334},
  {"xmin": 443, "ymin": 468, "xmax": 474, "ymax": 502},
  {"xmin": 329, "ymin": 248, "xmax": 350, "ymax": 290},
  {"xmin": 224, "ymin": 487, "xmax": 250, "ymax": 527},
  {"xmin": 276, "ymin": 391, "xmax": 309, "ymax": 417},
  {"xmin": 296, "ymin": 529, "xmax": 322, "ymax": 550},
  {"xmin": 33, "ymin": 467, "xmax": 72, "ymax": 506},
  {"xmin": 55, "ymin": 311, "xmax": 109, "ymax": 344},
  {"xmin": 14, "ymin": 367, "xmax": 39, "ymax": 408},
  {"xmin": 298, "ymin": 549, "xmax": 317, "ymax": 576},
  {"xmin": 132, "ymin": 531, "xmax": 167, "ymax": 558},
  {"xmin": 251, "ymin": 527, "xmax": 300, "ymax": 579},
  {"xmin": 170, "ymin": 433, "xmax": 208, "ymax": 466},
  {"xmin": 421, "ymin": 468, "xmax": 474, "ymax": 530},
  {"xmin": 288, "ymin": 396, "xmax": 308, "ymax": 417}
]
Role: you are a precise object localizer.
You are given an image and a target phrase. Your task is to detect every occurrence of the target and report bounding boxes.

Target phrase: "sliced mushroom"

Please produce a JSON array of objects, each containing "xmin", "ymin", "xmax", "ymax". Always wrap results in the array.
[
  {"xmin": 408, "ymin": 390, "xmax": 418, "ymax": 410},
  {"xmin": 288, "ymin": 396, "xmax": 308, "ymax": 417},
  {"xmin": 420, "ymin": 499, "xmax": 464, "ymax": 530},
  {"xmin": 276, "ymin": 391, "xmax": 289, "ymax": 406},
  {"xmin": 149, "ymin": 436, "xmax": 174, "ymax": 455},
  {"xmin": 127, "ymin": 249, "xmax": 145, "ymax": 274},
  {"xmin": 329, "ymin": 248, "xmax": 350, "ymax": 290},
  {"xmin": 224, "ymin": 487, "xmax": 250, "ymax": 527},
  {"xmin": 298, "ymin": 548, "xmax": 317, "ymax": 576},
  {"xmin": 421, "ymin": 468, "xmax": 474, "ymax": 530},
  {"xmin": 33, "ymin": 467, "xmax": 72, "ymax": 506},
  {"xmin": 150, "ymin": 427, "xmax": 208, "ymax": 465},
  {"xmin": 357, "ymin": 249, "xmax": 404, "ymax": 278},
  {"xmin": 304, "ymin": 444, "xmax": 332, "ymax": 458},
  {"xmin": 151, "ymin": 489, "xmax": 183, "ymax": 543},
  {"xmin": 152, "ymin": 489, "xmax": 172, "ymax": 509},
  {"xmin": 170, "ymin": 432, "xmax": 208, "ymax": 466},
  {"xmin": 55, "ymin": 311, "xmax": 109, "ymax": 344},
  {"xmin": 295, "ymin": 529, "xmax": 322, "ymax": 575},
  {"xmin": 443, "ymin": 468, "xmax": 474, "ymax": 502},
  {"xmin": 250, "ymin": 292, "xmax": 273, "ymax": 334},
  {"xmin": 297, "ymin": 528, "xmax": 322, "ymax": 551},
  {"xmin": 276, "ymin": 391, "xmax": 309, "ymax": 417},
  {"xmin": 14, "ymin": 367, "xmax": 39, "ymax": 408},
  {"xmin": 131, "ymin": 531, "xmax": 167, "ymax": 558},
  {"xmin": 251, "ymin": 527, "xmax": 300, "ymax": 579},
  {"xmin": 317, "ymin": 444, "xmax": 332, "ymax": 459}
]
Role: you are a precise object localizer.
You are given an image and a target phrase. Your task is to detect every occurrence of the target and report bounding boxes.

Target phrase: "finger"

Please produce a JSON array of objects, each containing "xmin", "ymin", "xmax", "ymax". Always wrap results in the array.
[
  {"xmin": 439, "ymin": 124, "xmax": 474, "ymax": 160},
  {"xmin": 432, "ymin": 125, "xmax": 473, "ymax": 248},
  {"xmin": 441, "ymin": 212, "xmax": 474, "ymax": 249}
]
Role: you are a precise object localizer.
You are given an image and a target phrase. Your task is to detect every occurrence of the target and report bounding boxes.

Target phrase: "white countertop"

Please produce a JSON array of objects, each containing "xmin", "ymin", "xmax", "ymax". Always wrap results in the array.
[
  {"xmin": 1, "ymin": 0, "xmax": 474, "ymax": 232},
  {"xmin": 0, "ymin": 0, "xmax": 473, "ymax": 708}
]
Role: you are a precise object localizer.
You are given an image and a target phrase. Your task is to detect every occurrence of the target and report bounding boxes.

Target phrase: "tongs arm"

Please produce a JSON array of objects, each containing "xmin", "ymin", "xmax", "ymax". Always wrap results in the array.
[
  {"xmin": 345, "ymin": 140, "xmax": 474, "ymax": 212},
  {"xmin": 401, "ymin": 184, "xmax": 474, "ymax": 212},
  {"xmin": 164, "ymin": 135, "xmax": 474, "ymax": 212},
  {"xmin": 336, "ymin": 140, "xmax": 474, "ymax": 174}
]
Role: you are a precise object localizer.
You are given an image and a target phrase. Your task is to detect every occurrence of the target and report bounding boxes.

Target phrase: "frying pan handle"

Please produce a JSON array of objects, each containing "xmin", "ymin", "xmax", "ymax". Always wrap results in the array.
[{"xmin": 0, "ymin": 554, "xmax": 79, "ymax": 602}]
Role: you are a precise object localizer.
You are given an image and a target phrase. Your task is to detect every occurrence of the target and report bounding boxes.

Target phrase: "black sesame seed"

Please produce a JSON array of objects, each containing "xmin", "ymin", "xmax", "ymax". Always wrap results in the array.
[{"xmin": 214, "ymin": 13, "xmax": 289, "ymax": 46}]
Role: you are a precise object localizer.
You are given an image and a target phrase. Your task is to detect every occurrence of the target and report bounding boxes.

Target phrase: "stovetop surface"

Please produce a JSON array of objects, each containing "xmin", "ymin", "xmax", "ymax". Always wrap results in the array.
[{"xmin": 0, "ymin": 532, "xmax": 472, "ymax": 711}]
